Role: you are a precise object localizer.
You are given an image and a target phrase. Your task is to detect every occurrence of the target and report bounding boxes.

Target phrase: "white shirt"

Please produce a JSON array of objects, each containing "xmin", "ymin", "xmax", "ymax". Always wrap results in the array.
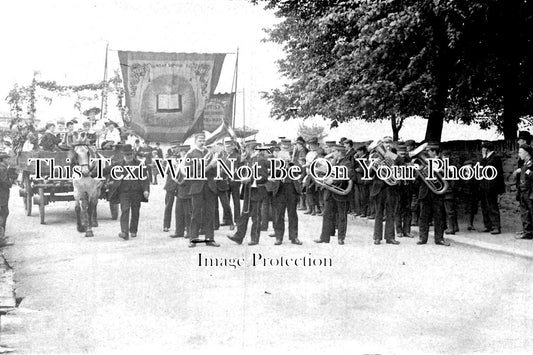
[{"xmin": 104, "ymin": 128, "xmax": 121, "ymax": 144}]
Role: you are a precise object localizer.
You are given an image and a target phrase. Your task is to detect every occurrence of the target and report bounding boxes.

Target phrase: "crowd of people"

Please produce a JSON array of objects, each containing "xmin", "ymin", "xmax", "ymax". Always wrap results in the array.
[
  {"xmin": 2, "ymin": 122, "xmax": 533, "ymax": 247},
  {"xmin": 156, "ymin": 132, "xmax": 516, "ymax": 247}
]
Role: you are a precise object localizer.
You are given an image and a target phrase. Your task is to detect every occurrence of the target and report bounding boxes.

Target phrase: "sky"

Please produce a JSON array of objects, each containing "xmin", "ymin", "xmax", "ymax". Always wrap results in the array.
[{"xmin": 0, "ymin": 0, "xmax": 502, "ymax": 142}]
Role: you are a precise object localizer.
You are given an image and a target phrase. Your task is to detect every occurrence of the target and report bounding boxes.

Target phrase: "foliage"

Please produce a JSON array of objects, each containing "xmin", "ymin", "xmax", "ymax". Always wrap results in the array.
[
  {"xmin": 296, "ymin": 122, "xmax": 327, "ymax": 142},
  {"xmin": 255, "ymin": 0, "xmax": 533, "ymax": 141}
]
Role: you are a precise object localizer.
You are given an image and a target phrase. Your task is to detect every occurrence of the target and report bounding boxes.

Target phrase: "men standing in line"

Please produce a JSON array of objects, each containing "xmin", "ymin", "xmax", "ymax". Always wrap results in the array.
[
  {"xmin": 107, "ymin": 144, "xmax": 150, "ymax": 240},
  {"xmin": 417, "ymin": 142, "xmax": 450, "ymax": 246},
  {"xmin": 371, "ymin": 137, "xmax": 400, "ymax": 245},
  {"xmin": 227, "ymin": 145, "xmax": 269, "ymax": 245},
  {"xmin": 0, "ymin": 152, "xmax": 12, "ymax": 244},
  {"xmin": 314, "ymin": 144, "xmax": 355, "ymax": 245},
  {"xmin": 185, "ymin": 133, "xmax": 220, "ymax": 247},
  {"xmin": 479, "ymin": 141, "xmax": 505, "ymax": 235},
  {"xmin": 271, "ymin": 148, "xmax": 303, "ymax": 245}
]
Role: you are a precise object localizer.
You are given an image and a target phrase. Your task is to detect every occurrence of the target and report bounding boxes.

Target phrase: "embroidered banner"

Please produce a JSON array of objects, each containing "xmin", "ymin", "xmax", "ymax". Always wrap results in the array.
[{"xmin": 118, "ymin": 51, "xmax": 226, "ymax": 142}]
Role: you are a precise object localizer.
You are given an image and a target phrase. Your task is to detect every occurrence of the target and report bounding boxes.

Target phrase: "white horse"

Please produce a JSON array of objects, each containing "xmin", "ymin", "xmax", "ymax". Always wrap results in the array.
[{"xmin": 70, "ymin": 144, "xmax": 104, "ymax": 237}]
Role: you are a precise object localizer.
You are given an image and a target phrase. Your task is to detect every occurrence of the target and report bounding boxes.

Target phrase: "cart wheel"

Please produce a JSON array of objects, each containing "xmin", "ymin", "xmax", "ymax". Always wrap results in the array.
[
  {"xmin": 39, "ymin": 187, "xmax": 45, "ymax": 224},
  {"xmin": 110, "ymin": 202, "xmax": 119, "ymax": 220},
  {"xmin": 23, "ymin": 172, "xmax": 32, "ymax": 216}
]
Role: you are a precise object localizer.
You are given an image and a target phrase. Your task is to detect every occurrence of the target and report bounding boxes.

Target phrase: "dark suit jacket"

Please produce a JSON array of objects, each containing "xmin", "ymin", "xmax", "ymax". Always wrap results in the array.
[
  {"xmin": 480, "ymin": 152, "xmax": 505, "ymax": 195},
  {"xmin": 0, "ymin": 162, "xmax": 11, "ymax": 207},
  {"xmin": 107, "ymin": 158, "xmax": 150, "ymax": 204},
  {"xmin": 271, "ymin": 178, "xmax": 302, "ymax": 196},
  {"xmin": 40, "ymin": 132, "xmax": 61, "ymax": 151},
  {"xmin": 187, "ymin": 148, "xmax": 217, "ymax": 195},
  {"xmin": 239, "ymin": 156, "xmax": 269, "ymax": 201},
  {"xmin": 370, "ymin": 155, "xmax": 404, "ymax": 197}
]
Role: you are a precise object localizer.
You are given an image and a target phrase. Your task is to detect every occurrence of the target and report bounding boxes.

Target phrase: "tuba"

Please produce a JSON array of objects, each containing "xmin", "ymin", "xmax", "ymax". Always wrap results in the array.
[
  {"xmin": 311, "ymin": 158, "xmax": 353, "ymax": 195},
  {"xmin": 409, "ymin": 142, "xmax": 449, "ymax": 195},
  {"xmin": 367, "ymin": 140, "xmax": 399, "ymax": 186}
]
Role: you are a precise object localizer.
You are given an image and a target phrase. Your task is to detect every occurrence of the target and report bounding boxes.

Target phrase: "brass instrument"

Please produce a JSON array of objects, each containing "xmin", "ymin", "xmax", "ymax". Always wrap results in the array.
[
  {"xmin": 367, "ymin": 140, "xmax": 399, "ymax": 186},
  {"xmin": 311, "ymin": 158, "xmax": 353, "ymax": 195},
  {"xmin": 409, "ymin": 142, "xmax": 449, "ymax": 195}
]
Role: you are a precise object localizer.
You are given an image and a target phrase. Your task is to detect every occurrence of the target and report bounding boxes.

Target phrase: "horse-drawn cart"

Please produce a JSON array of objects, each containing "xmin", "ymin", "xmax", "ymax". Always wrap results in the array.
[{"xmin": 11, "ymin": 149, "xmax": 120, "ymax": 225}]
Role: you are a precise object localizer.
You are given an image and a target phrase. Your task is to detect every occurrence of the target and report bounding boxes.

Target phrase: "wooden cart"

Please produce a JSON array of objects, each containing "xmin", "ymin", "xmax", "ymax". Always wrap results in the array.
[{"xmin": 12, "ymin": 149, "xmax": 120, "ymax": 224}]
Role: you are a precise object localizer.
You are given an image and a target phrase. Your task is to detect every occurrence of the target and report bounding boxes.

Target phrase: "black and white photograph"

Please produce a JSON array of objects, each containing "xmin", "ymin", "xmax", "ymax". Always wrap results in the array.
[{"xmin": 0, "ymin": 0, "xmax": 532, "ymax": 353}]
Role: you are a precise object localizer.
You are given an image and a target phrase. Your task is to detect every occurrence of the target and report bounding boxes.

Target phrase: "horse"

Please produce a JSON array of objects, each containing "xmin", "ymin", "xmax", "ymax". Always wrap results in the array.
[{"xmin": 69, "ymin": 144, "xmax": 105, "ymax": 237}]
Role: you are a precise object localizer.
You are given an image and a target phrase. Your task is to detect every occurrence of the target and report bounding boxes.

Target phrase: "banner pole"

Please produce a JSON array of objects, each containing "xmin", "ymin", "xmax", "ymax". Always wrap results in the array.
[
  {"xmin": 231, "ymin": 47, "xmax": 239, "ymax": 129},
  {"xmin": 100, "ymin": 43, "xmax": 109, "ymax": 121}
]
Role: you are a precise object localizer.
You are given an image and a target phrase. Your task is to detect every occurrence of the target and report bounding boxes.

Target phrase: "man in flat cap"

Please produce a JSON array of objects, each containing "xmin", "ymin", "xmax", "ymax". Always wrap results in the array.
[
  {"xmin": 479, "ymin": 141, "xmax": 505, "ymax": 234},
  {"xmin": 271, "ymin": 145, "xmax": 303, "ymax": 245},
  {"xmin": 225, "ymin": 139, "xmax": 242, "ymax": 227},
  {"xmin": 107, "ymin": 144, "xmax": 150, "ymax": 240},
  {"xmin": 371, "ymin": 136, "xmax": 400, "ymax": 245},
  {"xmin": 394, "ymin": 142, "xmax": 414, "ymax": 238},
  {"xmin": 227, "ymin": 145, "xmax": 269, "ymax": 245},
  {"xmin": 314, "ymin": 144, "xmax": 355, "ymax": 245},
  {"xmin": 293, "ymin": 137, "xmax": 308, "ymax": 211},
  {"xmin": 185, "ymin": 132, "xmax": 220, "ymax": 247},
  {"xmin": 417, "ymin": 142, "xmax": 449, "ymax": 246}
]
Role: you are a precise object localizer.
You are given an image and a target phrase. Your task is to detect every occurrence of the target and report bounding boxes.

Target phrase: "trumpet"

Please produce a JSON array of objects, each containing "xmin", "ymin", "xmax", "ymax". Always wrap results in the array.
[
  {"xmin": 367, "ymin": 140, "xmax": 399, "ymax": 186},
  {"xmin": 409, "ymin": 143, "xmax": 449, "ymax": 195},
  {"xmin": 311, "ymin": 158, "xmax": 353, "ymax": 195}
]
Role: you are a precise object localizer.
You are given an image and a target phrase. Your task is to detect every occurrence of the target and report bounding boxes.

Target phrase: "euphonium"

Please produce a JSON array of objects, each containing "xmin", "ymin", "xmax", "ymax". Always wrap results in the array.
[
  {"xmin": 367, "ymin": 140, "xmax": 399, "ymax": 186},
  {"xmin": 409, "ymin": 142, "xmax": 449, "ymax": 195},
  {"xmin": 311, "ymin": 158, "xmax": 353, "ymax": 195}
]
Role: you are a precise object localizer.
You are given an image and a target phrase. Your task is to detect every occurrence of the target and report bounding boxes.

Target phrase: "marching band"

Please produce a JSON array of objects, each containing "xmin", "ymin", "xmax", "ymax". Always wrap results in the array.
[{"xmin": 2, "ymin": 120, "xmax": 532, "ymax": 248}]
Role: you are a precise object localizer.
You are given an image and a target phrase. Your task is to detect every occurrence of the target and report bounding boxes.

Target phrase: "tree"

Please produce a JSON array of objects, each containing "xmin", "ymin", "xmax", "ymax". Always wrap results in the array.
[
  {"xmin": 256, "ymin": 0, "xmax": 533, "ymax": 142},
  {"xmin": 297, "ymin": 122, "xmax": 327, "ymax": 142}
]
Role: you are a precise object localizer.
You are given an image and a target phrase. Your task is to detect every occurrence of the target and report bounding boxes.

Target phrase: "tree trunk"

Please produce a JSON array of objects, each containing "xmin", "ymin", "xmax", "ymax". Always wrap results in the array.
[
  {"xmin": 391, "ymin": 116, "xmax": 399, "ymax": 141},
  {"xmin": 500, "ymin": 0, "xmax": 521, "ymax": 142},
  {"xmin": 424, "ymin": 7, "xmax": 449, "ymax": 143}
]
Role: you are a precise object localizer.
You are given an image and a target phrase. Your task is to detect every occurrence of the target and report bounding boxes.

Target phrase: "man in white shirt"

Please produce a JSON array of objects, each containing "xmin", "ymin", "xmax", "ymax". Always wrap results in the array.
[{"xmin": 101, "ymin": 121, "xmax": 121, "ymax": 149}]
